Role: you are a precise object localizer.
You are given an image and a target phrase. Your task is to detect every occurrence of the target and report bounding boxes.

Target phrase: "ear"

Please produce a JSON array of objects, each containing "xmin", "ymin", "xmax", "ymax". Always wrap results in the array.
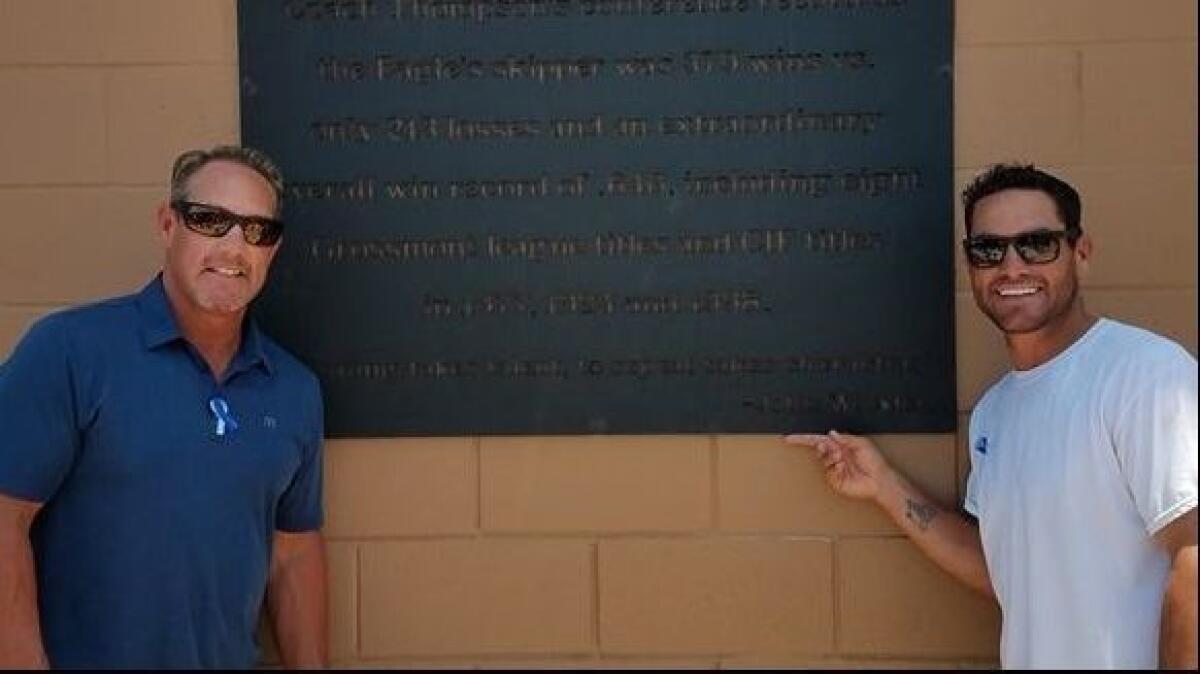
[
  {"xmin": 155, "ymin": 199, "xmax": 176, "ymax": 246},
  {"xmin": 1073, "ymin": 231, "xmax": 1093, "ymax": 276}
]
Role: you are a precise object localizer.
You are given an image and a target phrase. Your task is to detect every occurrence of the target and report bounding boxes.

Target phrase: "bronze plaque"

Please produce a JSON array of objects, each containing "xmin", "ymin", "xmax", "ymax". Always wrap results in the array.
[{"xmin": 239, "ymin": 0, "xmax": 955, "ymax": 436}]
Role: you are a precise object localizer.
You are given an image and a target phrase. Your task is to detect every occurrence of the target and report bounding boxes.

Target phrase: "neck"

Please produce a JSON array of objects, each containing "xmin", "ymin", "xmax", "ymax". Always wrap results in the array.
[
  {"xmin": 162, "ymin": 275, "xmax": 243, "ymax": 380},
  {"xmin": 1004, "ymin": 303, "xmax": 1098, "ymax": 371}
]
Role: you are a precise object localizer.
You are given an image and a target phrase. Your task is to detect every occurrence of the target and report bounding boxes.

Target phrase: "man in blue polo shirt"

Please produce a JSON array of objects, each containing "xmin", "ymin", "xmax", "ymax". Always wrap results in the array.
[{"xmin": 0, "ymin": 146, "xmax": 328, "ymax": 668}]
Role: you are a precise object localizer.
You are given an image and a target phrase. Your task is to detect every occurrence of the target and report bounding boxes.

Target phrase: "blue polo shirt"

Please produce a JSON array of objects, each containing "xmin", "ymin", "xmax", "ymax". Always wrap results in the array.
[{"xmin": 0, "ymin": 275, "xmax": 324, "ymax": 669}]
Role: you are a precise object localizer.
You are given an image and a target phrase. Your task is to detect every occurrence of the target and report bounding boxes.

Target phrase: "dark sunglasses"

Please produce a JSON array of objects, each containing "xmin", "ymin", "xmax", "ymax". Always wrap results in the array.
[
  {"xmin": 171, "ymin": 200, "xmax": 284, "ymax": 246},
  {"xmin": 962, "ymin": 229, "xmax": 1079, "ymax": 269}
]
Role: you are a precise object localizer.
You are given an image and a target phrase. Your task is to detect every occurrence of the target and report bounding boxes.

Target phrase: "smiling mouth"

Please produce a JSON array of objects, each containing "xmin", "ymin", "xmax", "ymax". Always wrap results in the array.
[
  {"xmin": 995, "ymin": 285, "xmax": 1040, "ymax": 297},
  {"xmin": 206, "ymin": 266, "xmax": 246, "ymax": 278}
]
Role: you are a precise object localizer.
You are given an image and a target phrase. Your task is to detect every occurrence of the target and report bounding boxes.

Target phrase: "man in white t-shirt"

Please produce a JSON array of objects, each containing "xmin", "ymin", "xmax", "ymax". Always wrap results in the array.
[{"xmin": 785, "ymin": 164, "xmax": 1197, "ymax": 669}]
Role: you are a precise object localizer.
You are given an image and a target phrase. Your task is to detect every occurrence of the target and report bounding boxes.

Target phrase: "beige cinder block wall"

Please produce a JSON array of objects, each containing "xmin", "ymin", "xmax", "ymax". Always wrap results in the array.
[{"xmin": 0, "ymin": 0, "xmax": 1195, "ymax": 668}]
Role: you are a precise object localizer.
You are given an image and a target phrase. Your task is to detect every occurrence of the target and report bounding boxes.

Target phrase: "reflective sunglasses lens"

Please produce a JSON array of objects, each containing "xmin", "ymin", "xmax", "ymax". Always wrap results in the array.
[
  {"xmin": 242, "ymin": 220, "xmax": 283, "ymax": 246},
  {"xmin": 182, "ymin": 207, "xmax": 235, "ymax": 237},
  {"xmin": 241, "ymin": 221, "xmax": 265, "ymax": 245},
  {"xmin": 966, "ymin": 239, "xmax": 1006, "ymax": 267},
  {"xmin": 1015, "ymin": 233, "xmax": 1061, "ymax": 263}
]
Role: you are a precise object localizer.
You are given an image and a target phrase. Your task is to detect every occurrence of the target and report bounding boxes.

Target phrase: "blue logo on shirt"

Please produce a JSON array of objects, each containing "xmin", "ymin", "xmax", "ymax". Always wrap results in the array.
[
  {"xmin": 974, "ymin": 437, "xmax": 988, "ymax": 454},
  {"xmin": 208, "ymin": 396, "xmax": 239, "ymax": 437}
]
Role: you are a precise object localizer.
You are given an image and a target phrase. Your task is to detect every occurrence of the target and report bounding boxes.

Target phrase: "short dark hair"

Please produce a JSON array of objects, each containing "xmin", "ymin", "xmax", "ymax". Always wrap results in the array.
[
  {"xmin": 962, "ymin": 163, "xmax": 1082, "ymax": 236},
  {"xmin": 170, "ymin": 145, "xmax": 285, "ymax": 216}
]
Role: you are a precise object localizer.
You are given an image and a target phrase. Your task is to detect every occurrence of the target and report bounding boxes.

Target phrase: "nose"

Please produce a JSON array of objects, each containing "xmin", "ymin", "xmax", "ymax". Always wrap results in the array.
[
  {"xmin": 207, "ymin": 225, "xmax": 252, "ymax": 264},
  {"xmin": 215, "ymin": 222, "xmax": 250, "ymax": 248},
  {"xmin": 994, "ymin": 241, "xmax": 1030, "ymax": 275}
]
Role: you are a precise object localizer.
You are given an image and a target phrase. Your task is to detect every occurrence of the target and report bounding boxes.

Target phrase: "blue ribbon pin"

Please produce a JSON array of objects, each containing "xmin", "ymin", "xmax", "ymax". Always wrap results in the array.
[{"xmin": 208, "ymin": 396, "xmax": 240, "ymax": 437}]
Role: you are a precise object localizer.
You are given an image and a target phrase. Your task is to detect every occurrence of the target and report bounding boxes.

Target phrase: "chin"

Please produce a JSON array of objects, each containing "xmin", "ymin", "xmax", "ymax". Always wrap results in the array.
[
  {"xmin": 985, "ymin": 309, "xmax": 1050, "ymax": 335},
  {"xmin": 192, "ymin": 278, "xmax": 261, "ymax": 314},
  {"xmin": 197, "ymin": 294, "xmax": 252, "ymax": 315},
  {"xmin": 997, "ymin": 321, "xmax": 1050, "ymax": 336}
]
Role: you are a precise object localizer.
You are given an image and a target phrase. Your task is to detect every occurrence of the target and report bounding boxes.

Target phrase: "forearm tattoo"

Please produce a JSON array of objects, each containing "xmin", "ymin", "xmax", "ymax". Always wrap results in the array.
[{"xmin": 905, "ymin": 498, "xmax": 938, "ymax": 531}]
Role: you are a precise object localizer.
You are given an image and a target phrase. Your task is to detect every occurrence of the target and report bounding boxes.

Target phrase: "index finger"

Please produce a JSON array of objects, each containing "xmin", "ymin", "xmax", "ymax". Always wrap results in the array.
[{"xmin": 783, "ymin": 433, "xmax": 831, "ymax": 447}]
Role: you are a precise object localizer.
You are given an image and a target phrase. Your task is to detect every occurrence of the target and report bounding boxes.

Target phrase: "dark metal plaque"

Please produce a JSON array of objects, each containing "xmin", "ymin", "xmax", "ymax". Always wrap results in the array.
[{"xmin": 239, "ymin": 0, "xmax": 955, "ymax": 437}]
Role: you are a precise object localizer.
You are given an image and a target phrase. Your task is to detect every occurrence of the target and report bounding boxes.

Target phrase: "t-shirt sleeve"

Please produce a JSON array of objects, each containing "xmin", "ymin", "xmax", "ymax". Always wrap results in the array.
[
  {"xmin": 0, "ymin": 317, "xmax": 81, "ymax": 502},
  {"xmin": 1113, "ymin": 346, "xmax": 1199, "ymax": 535},
  {"xmin": 275, "ymin": 376, "xmax": 325, "ymax": 532},
  {"xmin": 963, "ymin": 410, "xmax": 984, "ymax": 518}
]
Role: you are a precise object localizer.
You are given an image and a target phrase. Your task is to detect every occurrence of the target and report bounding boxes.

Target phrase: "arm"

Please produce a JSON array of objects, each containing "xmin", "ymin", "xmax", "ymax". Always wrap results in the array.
[
  {"xmin": 0, "ymin": 492, "xmax": 48, "ymax": 669},
  {"xmin": 785, "ymin": 431, "xmax": 995, "ymax": 598},
  {"xmin": 266, "ymin": 530, "xmax": 329, "ymax": 669},
  {"xmin": 1155, "ymin": 507, "xmax": 1197, "ymax": 669}
]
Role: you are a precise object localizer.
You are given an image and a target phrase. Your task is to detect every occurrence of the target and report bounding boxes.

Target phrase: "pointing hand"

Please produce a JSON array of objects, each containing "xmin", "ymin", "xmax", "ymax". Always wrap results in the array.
[{"xmin": 784, "ymin": 430, "xmax": 890, "ymax": 501}]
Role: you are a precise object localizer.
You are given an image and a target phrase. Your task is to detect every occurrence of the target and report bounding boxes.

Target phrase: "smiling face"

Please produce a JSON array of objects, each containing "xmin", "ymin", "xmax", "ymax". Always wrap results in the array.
[
  {"xmin": 967, "ymin": 188, "xmax": 1091, "ymax": 336},
  {"xmin": 159, "ymin": 160, "xmax": 280, "ymax": 320}
]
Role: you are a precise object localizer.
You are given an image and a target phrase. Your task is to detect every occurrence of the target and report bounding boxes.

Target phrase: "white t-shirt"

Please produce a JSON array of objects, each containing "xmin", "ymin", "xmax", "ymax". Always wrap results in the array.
[{"xmin": 965, "ymin": 318, "xmax": 1198, "ymax": 669}]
